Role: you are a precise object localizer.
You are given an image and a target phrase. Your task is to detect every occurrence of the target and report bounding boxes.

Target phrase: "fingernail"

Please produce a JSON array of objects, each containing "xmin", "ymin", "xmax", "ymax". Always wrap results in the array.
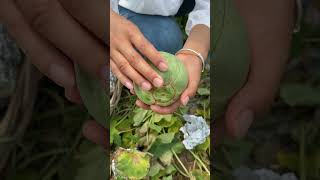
[
  {"xmin": 49, "ymin": 64, "xmax": 74, "ymax": 88},
  {"xmin": 182, "ymin": 96, "xmax": 189, "ymax": 106},
  {"xmin": 130, "ymin": 88, "xmax": 135, "ymax": 94},
  {"xmin": 153, "ymin": 77, "xmax": 163, "ymax": 87},
  {"xmin": 124, "ymin": 81, "xmax": 133, "ymax": 90},
  {"xmin": 158, "ymin": 62, "xmax": 168, "ymax": 71},
  {"xmin": 235, "ymin": 109, "xmax": 254, "ymax": 139},
  {"xmin": 141, "ymin": 82, "xmax": 151, "ymax": 90}
]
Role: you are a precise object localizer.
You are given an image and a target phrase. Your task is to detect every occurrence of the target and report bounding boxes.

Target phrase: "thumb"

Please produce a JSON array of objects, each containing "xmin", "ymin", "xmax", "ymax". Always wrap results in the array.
[
  {"xmin": 180, "ymin": 78, "xmax": 199, "ymax": 106},
  {"xmin": 225, "ymin": 70, "xmax": 282, "ymax": 139}
]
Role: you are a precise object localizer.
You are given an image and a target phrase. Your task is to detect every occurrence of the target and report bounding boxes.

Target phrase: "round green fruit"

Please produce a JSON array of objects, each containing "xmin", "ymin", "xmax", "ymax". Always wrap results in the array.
[{"xmin": 134, "ymin": 51, "xmax": 188, "ymax": 106}]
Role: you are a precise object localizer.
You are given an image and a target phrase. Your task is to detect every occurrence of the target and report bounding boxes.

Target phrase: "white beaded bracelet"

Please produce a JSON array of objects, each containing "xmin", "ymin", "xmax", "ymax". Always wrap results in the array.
[{"xmin": 175, "ymin": 48, "xmax": 205, "ymax": 72}]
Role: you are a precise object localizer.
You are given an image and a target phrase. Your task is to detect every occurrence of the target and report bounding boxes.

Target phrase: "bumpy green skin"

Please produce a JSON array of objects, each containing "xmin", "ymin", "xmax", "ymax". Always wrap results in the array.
[
  {"xmin": 134, "ymin": 52, "xmax": 188, "ymax": 106},
  {"xmin": 113, "ymin": 148, "xmax": 150, "ymax": 179}
]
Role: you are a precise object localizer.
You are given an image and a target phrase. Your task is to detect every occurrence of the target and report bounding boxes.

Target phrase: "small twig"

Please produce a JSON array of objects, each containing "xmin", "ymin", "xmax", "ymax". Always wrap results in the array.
[
  {"xmin": 172, "ymin": 162, "xmax": 189, "ymax": 178},
  {"xmin": 118, "ymin": 128, "xmax": 137, "ymax": 134},
  {"xmin": 171, "ymin": 149, "xmax": 190, "ymax": 178},
  {"xmin": 189, "ymin": 150, "xmax": 210, "ymax": 174}
]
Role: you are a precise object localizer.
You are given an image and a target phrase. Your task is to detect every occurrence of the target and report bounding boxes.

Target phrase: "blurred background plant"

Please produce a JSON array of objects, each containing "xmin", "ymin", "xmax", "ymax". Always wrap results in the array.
[
  {"xmin": 213, "ymin": 1, "xmax": 320, "ymax": 180},
  {"xmin": 0, "ymin": 1, "xmax": 319, "ymax": 180}
]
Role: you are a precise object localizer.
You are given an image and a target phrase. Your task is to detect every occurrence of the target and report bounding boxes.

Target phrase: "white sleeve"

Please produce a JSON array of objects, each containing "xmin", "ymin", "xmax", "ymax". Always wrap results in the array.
[
  {"xmin": 185, "ymin": 0, "xmax": 210, "ymax": 35},
  {"xmin": 111, "ymin": 0, "xmax": 119, "ymax": 14}
]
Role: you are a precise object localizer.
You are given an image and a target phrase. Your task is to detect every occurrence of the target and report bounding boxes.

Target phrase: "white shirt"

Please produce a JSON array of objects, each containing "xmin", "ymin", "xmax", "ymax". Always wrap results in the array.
[{"xmin": 111, "ymin": 0, "xmax": 210, "ymax": 35}]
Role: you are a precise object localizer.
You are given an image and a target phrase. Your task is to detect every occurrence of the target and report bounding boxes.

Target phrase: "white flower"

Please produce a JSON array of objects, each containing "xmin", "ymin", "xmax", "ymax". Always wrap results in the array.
[{"xmin": 180, "ymin": 115, "xmax": 210, "ymax": 150}]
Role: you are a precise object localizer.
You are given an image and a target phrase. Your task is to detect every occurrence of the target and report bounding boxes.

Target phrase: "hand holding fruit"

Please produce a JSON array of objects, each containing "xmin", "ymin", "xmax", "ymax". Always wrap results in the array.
[
  {"xmin": 110, "ymin": 10, "xmax": 169, "ymax": 91},
  {"xmin": 136, "ymin": 53, "xmax": 202, "ymax": 114}
]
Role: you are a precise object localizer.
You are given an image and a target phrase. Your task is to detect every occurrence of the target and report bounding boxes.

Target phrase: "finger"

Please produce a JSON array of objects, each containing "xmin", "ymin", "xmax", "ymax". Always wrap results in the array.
[
  {"xmin": 82, "ymin": 120, "xmax": 108, "ymax": 149},
  {"xmin": 150, "ymin": 101, "xmax": 181, "ymax": 114},
  {"xmin": 0, "ymin": 0, "xmax": 75, "ymax": 88},
  {"xmin": 117, "ymin": 43, "xmax": 164, "ymax": 87},
  {"xmin": 64, "ymin": 86, "xmax": 82, "ymax": 104},
  {"xmin": 180, "ymin": 77, "xmax": 199, "ymax": 106},
  {"xmin": 111, "ymin": 49, "xmax": 152, "ymax": 90},
  {"xmin": 110, "ymin": 60, "xmax": 133, "ymax": 90},
  {"xmin": 130, "ymin": 32, "xmax": 168, "ymax": 71},
  {"xmin": 15, "ymin": 0, "xmax": 107, "ymax": 80},
  {"xmin": 135, "ymin": 100, "xmax": 150, "ymax": 110},
  {"xmin": 58, "ymin": 0, "xmax": 108, "ymax": 43},
  {"xmin": 130, "ymin": 88, "xmax": 135, "ymax": 95}
]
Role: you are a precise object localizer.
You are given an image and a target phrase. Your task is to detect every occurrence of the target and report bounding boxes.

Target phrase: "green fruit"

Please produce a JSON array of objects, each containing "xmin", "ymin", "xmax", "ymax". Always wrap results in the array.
[
  {"xmin": 134, "ymin": 52, "xmax": 188, "ymax": 106},
  {"xmin": 112, "ymin": 148, "xmax": 151, "ymax": 179}
]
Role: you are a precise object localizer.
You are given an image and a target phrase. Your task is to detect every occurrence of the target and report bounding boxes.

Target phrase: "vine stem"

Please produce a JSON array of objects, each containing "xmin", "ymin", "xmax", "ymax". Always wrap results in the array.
[
  {"xmin": 171, "ymin": 149, "xmax": 190, "ymax": 178},
  {"xmin": 118, "ymin": 128, "xmax": 136, "ymax": 134},
  {"xmin": 172, "ymin": 162, "xmax": 189, "ymax": 178},
  {"xmin": 189, "ymin": 150, "xmax": 210, "ymax": 175}
]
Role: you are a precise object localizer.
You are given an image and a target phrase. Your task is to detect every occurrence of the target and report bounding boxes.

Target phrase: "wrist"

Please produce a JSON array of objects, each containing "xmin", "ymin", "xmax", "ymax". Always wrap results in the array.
[
  {"xmin": 176, "ymin": 53, "xmax": 202, "ymax": 70},
  {"xmin": 175, "ymin": 48, "xmax": 205, "ymax": 72}
]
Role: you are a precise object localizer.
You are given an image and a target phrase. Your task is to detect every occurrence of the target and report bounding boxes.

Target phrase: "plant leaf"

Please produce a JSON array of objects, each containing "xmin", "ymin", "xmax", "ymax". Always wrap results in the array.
[
  {"xmin": 74, "ymin": 64, "xmax": 108, "ymax": 127},
  {"xmin": 212, "ymin": 0, "xmax": 250, "ymax": 117},
  {"xmin": 280, "ymin": 83, "xmax": 320, "ymax": 106},
  {"xmin": 133, "ymin": 108, "xmax": 149, "ymax": 126},
  {"xmin": 197, "ymin": 87, "xmax": 210, "ymax": 96},
  {"xmin": 157, "ymin": 133, "xmax": 175, "ymax": 144}
]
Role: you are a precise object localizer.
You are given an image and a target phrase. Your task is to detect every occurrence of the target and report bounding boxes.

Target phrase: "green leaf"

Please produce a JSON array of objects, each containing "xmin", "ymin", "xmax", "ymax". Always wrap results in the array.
[
  {"xmin": 148, "ymin": 163, "xmax": 164, "ymax": 177},
  {"xmin": 159, "ymin": 150, "xmax": 173, "ymax": 165},
  {"xmin": 196, "ymin": 137, "xmax": 210, "ymax": 151},
  {"xmin": 280, "ymin": 83, "xmax": 320, "ymax": 106},
  {"xmin": 74, "ymin": 64, "xmax": 108, "ymax": 127},
  {"xmin": 122, "ymin": 132, "xmax": 139, "ymax": 148},
  {"xmin": 168, "ymin": 119, "xmax": 183, "ymax": 134},
  {"xmin": 162, "ymin": 175, "xmax": 173, "ymax": 180},
  {"xmin": 171, "ymin": 142, "xmax": 185, "ymax": 154},
  {"xmin": 133, "ymin": 108, "xmax": 149, "ymax": 126},
  {"xmin": 157, "ymin": 133, "xmax": 175, "ymax": 144},
  {"xmin": 149, "ymin": 123, "xmax": 162, "ymax": 133},
  {"xmin": 110, "ymin": 126, "xmax": 121, "ymax": 145},
  {"xmin": 152, "ymin": 113, "xmax": 172, "ymax": 123},
  {"xmin": 149, "ymin": 138, "xmax": 183, "ymax": 158},
  {"xmin": 197, "ymin": 87, "xmax": 210, "ymax": 96},
  {"xmin": 164, "ymin": 164, "xmax": 176, "ymax": 174},
  {"xmin": 191, "ymin": 169, "xmax": 210, "ymax": 180},
  {"xmin": 116, "ymin": 117, "xmax": 134, "ymax": 132},
  {"xmin": 113, "ymin": 149, "xmax": 150, "ymax": 179},
  {"xmin": 212, "ymin": 0, "xmax": 250, "ymax": 118},
  {"xmin": 138, "ymin": 121, "xmax": 149, "ymax": 135}
]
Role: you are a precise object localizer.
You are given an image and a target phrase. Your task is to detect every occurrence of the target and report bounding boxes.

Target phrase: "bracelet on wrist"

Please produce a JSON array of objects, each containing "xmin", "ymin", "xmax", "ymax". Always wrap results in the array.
[{"xmin": 175, "ymin": 48, "xmax": 205, "ymax": 72}]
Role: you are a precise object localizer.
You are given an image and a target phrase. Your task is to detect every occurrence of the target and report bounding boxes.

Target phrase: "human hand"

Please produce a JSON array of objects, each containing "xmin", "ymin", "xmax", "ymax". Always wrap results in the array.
[
  {"xmin": 110, "ymin": 10, "xmax": 169, "ymax": 91},
  {"xmin": 82, "ymin": 120, "xmax": 108, "ymax": 149},
  {"xmin": 222, "ymin": 0, "xmax": 295, "ymax": 139},
  {"xmin": 0, "ymin": 0, "xmax": 107, "ymax": 103},
  {"xmin": 136, "ymin": 53, "xmax": 202, "ymax": 114}
]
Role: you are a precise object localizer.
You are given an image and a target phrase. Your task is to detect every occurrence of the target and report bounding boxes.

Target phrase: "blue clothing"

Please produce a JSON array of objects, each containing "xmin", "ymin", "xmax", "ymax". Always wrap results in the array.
[{"xmin": 119, "ymin": 6, "xmax": 184, "ymax": 54}]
